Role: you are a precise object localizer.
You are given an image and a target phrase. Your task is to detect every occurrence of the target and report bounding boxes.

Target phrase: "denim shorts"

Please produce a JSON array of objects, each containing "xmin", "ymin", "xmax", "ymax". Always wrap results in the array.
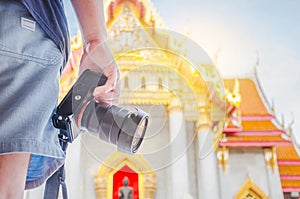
[{"xmin": 0, "ymin": 1, "xmax": 65, "ymax": 189}]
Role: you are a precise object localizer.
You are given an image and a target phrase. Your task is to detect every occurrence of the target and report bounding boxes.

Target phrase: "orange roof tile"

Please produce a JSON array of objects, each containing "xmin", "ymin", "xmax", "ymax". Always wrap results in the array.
[
  {"xmin": 277, "ymin": 146, "xmax": 300, "ymax": 161},
  {"xmin": 222, "ymin": 78, "xmax": 285, "ymax": 144},
  {"xmin": 279, "ymin": 166, "xmax": 300, "ymax": 175},
  {"xmin": 281, "ymin": 180, "xmax": 300, "ymax": 188},
  {"xmin": 241, "ymin": 121, "xmax": 278, "ymax": 131},
  {"xmin": 224, "ymin": 79, "xmax": 269, "ymax": 116}
]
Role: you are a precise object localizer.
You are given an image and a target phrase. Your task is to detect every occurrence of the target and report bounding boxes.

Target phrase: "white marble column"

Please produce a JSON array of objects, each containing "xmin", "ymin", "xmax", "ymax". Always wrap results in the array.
[
  {"xmin": 167, "ymin": 100, "xmax": 191, "ymax": 199},
  {"xmin": 196, "ymin": 108, "xmax": 220, "ymax": 199},
  {"xmin": 264, "ymin": 148, "xmax": 284, "ymax": 199}
]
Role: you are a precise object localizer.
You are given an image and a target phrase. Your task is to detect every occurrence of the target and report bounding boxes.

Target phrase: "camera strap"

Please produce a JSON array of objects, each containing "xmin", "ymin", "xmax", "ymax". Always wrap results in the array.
[{"xmin": 43, "ymin": 133, "xmax": 69, "ymax": 199}]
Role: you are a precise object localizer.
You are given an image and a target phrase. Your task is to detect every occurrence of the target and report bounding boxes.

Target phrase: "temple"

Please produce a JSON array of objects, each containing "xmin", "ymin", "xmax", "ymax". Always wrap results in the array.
[{"xmin": 24, "ymin": 0, "xmax": 300, "ymax": 199}]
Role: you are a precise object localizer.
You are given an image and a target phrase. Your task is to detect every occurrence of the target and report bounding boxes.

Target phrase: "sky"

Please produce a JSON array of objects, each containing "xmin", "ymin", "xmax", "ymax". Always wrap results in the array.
[
  {"xmin": 64, "ymin": 0, "xmax": 300, "ymax": 143},
  {"xmin": 148, "ymin": 0, "xmax": 300, "ymax": 141}
]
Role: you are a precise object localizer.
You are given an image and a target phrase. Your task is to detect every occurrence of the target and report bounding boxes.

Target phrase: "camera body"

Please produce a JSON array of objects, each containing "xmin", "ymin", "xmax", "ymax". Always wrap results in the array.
[
  {"xmin": 52, "ymin": 69, "xmax": 107, "ymax": 142},
  {"xmin": 52, "ymin": 70, "xmax": 148, "ymax": 154}
]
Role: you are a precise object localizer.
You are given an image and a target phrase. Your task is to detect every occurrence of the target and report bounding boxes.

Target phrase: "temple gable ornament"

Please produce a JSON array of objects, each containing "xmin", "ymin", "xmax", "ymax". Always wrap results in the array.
[{"xmin": 234, "ymin": 175, "xmax": 269, "ymax": 199}]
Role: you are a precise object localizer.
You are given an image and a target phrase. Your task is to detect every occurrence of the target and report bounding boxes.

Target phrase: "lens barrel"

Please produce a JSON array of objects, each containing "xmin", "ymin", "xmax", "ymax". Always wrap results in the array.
[{"xmin": 80, "ymin": 100, "xmax": 148, "ymax": 154}]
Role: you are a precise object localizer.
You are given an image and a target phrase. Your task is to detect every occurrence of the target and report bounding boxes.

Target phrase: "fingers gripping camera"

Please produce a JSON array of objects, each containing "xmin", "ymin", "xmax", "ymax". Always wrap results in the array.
[{"xmin": 52, "ymin": 70, "xmax": 149, "ymax": 154}]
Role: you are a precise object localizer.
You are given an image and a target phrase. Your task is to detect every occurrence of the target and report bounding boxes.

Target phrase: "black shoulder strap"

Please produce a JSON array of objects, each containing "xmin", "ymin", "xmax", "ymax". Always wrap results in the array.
[{"xmin": 43, "ymin": 134, "xmax": 69, "ymax": 199}]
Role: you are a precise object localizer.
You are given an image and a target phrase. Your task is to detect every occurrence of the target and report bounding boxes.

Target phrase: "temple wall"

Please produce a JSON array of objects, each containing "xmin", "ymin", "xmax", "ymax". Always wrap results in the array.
[{"xmin": 218, "ymin": 148, "xmax": 283, "ymax": 199}]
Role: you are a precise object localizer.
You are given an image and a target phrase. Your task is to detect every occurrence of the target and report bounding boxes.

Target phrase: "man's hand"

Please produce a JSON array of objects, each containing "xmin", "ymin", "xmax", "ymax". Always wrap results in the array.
[
  {"xmin": 79, "ymin": 40, "xmax": 120, "ymax": 104},
  {"xmin": 70, "ymin": 0, "xmax": 120, "ymax": 104}
]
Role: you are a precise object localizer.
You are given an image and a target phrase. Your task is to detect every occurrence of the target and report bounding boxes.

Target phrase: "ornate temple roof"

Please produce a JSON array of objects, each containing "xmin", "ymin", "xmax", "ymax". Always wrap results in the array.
[
  {"xmin": 220, "ymin": 78, "xmax": 290, "ymax": 147},
  {"xmin": 221, "ymin": 77, "xmax": 300, "ymax": 193},
  {"xmin": 104, "ymin": 0, "xmax": 167, "ymax": 28}
]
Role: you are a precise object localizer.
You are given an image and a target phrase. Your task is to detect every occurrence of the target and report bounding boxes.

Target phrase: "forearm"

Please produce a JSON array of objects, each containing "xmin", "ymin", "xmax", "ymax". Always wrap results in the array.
[
  {"xmin": 71, "ymin": 0, "xmax": 119, "ymax": 105},
  {"xmin": 71, "ymin": 0, "xmax": 107, "ymax": 45}
]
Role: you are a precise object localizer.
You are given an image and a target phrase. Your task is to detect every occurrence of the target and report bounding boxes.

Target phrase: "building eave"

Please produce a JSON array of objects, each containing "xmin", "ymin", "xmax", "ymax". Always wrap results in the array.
[
  {"xmin": 224, "ymin": 130, "xmax": 285, "ymax": 137},
  {"xmin": 241, "ymin": 114, "xmax": 275, "ymax": 121},
  {"xmin": 219, "ymin": 141, "xmax": 292, "ymax": 147},
  {"xmin": 278, "ymin": 160, "xmax": 300, "ymax": 166},
  {"xmin": 282, "ymin": 187, "xmax": 300, "ymax": 192}
]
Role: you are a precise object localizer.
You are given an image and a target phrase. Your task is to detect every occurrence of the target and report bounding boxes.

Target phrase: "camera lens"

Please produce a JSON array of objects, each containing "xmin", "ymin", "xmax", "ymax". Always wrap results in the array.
[
  {"xmin": 80, "ymin": 100, "xmax": 148, "ymax": 154},
  {"xmin": 132, "ymin": 117, "xmax": 147, "ymax": 152}
]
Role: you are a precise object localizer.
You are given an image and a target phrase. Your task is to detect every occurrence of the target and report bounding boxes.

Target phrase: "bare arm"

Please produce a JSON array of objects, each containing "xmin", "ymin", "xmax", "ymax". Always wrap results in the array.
[
  {"xmin": 71, "ymin": 0, "xmax": 107, "ymax": 45},
  {"xmin": 70, "ymin": 0, "xmax": 120, "ymax": 104}
]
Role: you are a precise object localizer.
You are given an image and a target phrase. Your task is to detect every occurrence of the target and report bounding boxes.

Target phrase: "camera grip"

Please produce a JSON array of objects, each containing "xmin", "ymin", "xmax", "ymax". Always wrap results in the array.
[{"xmin": 56, "ymin": 70, "xmax": 107, "ymax": 116}]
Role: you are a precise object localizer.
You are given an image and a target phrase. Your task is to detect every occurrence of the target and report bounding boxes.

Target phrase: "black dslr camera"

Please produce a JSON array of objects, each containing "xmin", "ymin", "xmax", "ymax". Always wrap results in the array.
[{"xmin": 52, "ymin": 70, "xmax": 148, "ymax": 154}]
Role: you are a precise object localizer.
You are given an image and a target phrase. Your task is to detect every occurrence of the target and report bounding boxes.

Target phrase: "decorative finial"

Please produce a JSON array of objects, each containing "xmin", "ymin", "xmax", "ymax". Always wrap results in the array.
[
  {"xmin": 255, "ymin": 50, "xmax": 260, "ymax": 68},
  {"xmin": 246, "ymin": 173, "xmax": 251, "ymax": 180},
  {"xmin": 214, "ymin": 48, "xmax": 221, "ymax": 67},
  {"xmin": 271, "ymin": 98, "xmax": 275, "ymax": 114},
  {"xmin": 184, "ymin": 26, "xmax": 190, "ymax": 36},
  {"xmin": 233, "ymin": 79, "xmax": 240, "ymax": 95},
  {"xmin": 281, "ymin": 114, "xmax": 285, "ymax": 129},
  {"xmin": 287, "ymin": 113, "xmax": 295, "ymax": 134},
  {"xmin": 253, "ymin": 51, "xmax": 260, "ymax": 77},
  {"xmin": 226, "ymin": 79, "xmax": 241, "ymax": 108}
]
